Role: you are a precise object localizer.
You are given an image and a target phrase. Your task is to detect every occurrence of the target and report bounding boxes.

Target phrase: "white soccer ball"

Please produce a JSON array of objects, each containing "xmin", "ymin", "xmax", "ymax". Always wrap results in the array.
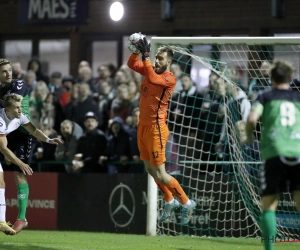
[{"xmin": 128, "ymin": 32, "xmax": 145, "ymax": 54}]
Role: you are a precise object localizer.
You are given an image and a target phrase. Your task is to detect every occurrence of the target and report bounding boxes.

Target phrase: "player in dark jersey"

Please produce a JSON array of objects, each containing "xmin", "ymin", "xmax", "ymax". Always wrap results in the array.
[
  {"xmin": 245, "ymin": 60, "xmax": 300, "ymax": 250},
  {"xmin": 0, "ymin": 59, "xmax": 35, "ymax": 233}
]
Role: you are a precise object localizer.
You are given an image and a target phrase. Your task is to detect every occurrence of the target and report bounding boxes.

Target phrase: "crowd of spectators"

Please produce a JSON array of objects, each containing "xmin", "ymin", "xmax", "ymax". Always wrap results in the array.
[{"xmin": 7, "ymin": 58, "xmax": 279, "ymax": 175}]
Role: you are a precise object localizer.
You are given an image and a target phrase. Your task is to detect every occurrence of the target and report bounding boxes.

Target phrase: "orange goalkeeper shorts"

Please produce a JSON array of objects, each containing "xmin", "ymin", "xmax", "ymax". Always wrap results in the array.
[{"xmin": 137, "ymin": 123, "xmax": 169, "ymax": 167}]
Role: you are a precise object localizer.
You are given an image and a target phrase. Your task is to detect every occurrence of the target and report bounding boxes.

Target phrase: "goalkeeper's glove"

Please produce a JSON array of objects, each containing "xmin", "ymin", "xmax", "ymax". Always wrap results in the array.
[{"xmin": 134, "ymin": 37, "xmax": 151, "ymax": 61}]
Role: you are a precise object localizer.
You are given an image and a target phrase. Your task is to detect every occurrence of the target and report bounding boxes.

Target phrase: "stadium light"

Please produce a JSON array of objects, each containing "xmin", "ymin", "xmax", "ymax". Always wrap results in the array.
[{"xmin": 110, "ymin": 2, "xmax": 124, "ymax": 21}]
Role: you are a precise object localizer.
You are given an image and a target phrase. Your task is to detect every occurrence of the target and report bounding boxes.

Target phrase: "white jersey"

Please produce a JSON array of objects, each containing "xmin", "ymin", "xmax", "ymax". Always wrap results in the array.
[{"xmin": 0, "ymin": 108, "xmax": 30, "ymax": 136}]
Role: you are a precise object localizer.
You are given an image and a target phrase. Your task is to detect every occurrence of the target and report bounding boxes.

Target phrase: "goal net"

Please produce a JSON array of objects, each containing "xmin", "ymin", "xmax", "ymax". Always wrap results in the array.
[{"xmin": 149, "ymin": 37, "xmax": 300, "ymax": 238}]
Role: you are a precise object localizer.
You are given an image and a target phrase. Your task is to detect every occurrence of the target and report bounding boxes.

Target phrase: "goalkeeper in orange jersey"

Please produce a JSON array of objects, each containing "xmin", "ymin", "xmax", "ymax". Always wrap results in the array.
[{"xmin": 127, "ymin": 35, "xmax": 196, "ymax": 225}]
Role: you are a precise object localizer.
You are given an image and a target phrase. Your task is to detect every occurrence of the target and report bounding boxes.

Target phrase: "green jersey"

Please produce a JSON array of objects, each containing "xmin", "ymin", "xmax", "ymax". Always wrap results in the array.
[{"xmin": 252, "ymin": 88, "xmax": 300, "ymax": 160}]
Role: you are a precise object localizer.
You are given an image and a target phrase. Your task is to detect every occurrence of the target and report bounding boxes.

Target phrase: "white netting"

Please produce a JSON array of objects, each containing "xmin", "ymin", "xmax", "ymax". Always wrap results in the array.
[{"xmin": 151, "ymin": 37, "xmax": 300, "ymax": 238}]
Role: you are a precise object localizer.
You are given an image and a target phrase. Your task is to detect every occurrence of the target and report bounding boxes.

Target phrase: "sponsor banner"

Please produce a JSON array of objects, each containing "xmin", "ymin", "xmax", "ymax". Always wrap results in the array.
[
  {"xmin": 18, "ymin": 0, "xmax": 88, "ymax": 25},
  {"xmin": 276, "ymin": 213, "xmax": 300, "ymax": 229},
  {"xmin": 57, "ymin": 173, "xmax": 256, "ymax": 236},
  {"xmin": 57, "ymin": 173, "xmax": 148, "ymax": 234},
  {"xmin": 5, "ymin": 172, "xmax": 58, "ymax": 230}
]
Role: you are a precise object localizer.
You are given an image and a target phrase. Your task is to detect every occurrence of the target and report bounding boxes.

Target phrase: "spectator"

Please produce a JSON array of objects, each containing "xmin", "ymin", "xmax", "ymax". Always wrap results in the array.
[
  {"xmin": 248, "ymin": 60, "xmax": 271, "ymax": 100},
  {"xmin": 63, "ymin": 83, "xmax": 80, "ymax": 123},
  {"xmin": 170, "ymin": 63, "xmax": 183, "ymax": 93},
  {"xmin": 72, "ymin": 112, "xmax": 108, "ymax": 173},
  {"xmin": 23, "ymin": 70, "xmax": 37, "ymax": 96},
  {"xmin": 170, "ymin": 75, "xmax": 204, "ymax": 160},
  {"xmin": 99, "ymin": 116, "xmax": 131, "ymax": 173},
  {"xmin": 200, "ymin": 75, "xmax": 225, "ymax": 171},
  {"xmin": 40, "ymin": 93, "xmax": 55, "ymax": 129},
  {"xmin": 29, "ymin": 81, "xmax": 49, "ymax": 127},
  {"xmin": 114, "ymin": 70, "xmax": 130, "ymax": 88},
  {"xmin": 48, "ymin": 71, "xmax": 69, "ymax": 107},
  {"xmin": 12, "ymin": 62, "xmax": 25, "ymax": 80},
  {"xmin": 55, "ymin": 120, "xmax": 83, "ymax": 174},
  {"xmin": 128, "ymin": 80, "xmax": 140, "ymax": 110},
  {"xmin": 33, "ymin": 124, "xmax": 62, "ymax": 172},
  {"xmin": 67, "ymin": 83, "xmax": 101, "ymax": 129},
  {"xmin": 97, "ymin": 80, "xmax": 115, "ymax": 132},
  {"xmin": 110, "ymin": 83, "xmax": 133, "ymax": 122},
  {"xmin": 62, "ymin": 75, "xmax": 75, "ymax": 92},
  {"xmin": 78, "ymin": 66, "xmax": 96, "ymax": 93},
  {"xmin": 78, "ymin": 60, "xmax": 90, "ymax": 69},
  {"xmin": 127, "ymin": 108, "xmax": 144, "ymax": 173},
  {"xmin": 199, "ymin": 71, "xmax": 219, "ymax": 98},
  {"xmin": 214, "ymin": 79, "xmax": 258, "ymax": 173},
  {"xmin": 94, "ymin": 64, "xmax": 114, "ymax": 87},
  {"xmin": 27, "ymin": 57, "xmax": 49, "ymax": 84}
]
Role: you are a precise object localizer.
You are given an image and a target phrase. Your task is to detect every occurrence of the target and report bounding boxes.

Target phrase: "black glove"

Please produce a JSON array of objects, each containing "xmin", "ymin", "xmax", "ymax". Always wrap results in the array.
[{"xmin": 134, "ymin": 37, "xmax": 151, "ymax": 61}]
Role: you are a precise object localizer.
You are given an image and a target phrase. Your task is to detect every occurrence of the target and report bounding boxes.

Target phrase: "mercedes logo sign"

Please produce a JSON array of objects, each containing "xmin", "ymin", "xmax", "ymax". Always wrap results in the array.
[{"xmin": 109, "ymin": 183, "xmax": 136, "ymax": 227}]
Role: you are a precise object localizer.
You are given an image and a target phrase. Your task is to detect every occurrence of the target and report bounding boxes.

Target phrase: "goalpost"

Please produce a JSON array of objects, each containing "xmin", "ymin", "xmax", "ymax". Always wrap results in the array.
[{"xmin": 146, "ymin": 37, "xmax": 300, "ymax": 238}]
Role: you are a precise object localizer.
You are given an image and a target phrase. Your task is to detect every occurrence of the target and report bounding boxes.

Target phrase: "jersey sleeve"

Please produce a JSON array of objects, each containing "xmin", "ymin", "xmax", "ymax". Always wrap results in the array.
[
  {"xmin": 251, "ymin": 92, "xmax": 264, "ymax": 116},
  {"xmin": 127, "ymin": 54, "xmax": 146, "ymax": 76},
  {"xmin": 11, "ymin": 80, "xmax": 29, "ymax": 97},
  {"xmin": 0, "ymin": 118, "xmax": 6, "ymax": 136},
  {"xmin": 20, "ymin": 114, "xmax": 30, "ymax": 125}
]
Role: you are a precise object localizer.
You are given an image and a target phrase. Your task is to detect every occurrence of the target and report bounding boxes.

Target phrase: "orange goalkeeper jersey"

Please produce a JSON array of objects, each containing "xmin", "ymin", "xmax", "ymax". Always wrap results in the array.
[{"xmin": 127, "ymin": 54, "xmax": 176, "ymax": 125}]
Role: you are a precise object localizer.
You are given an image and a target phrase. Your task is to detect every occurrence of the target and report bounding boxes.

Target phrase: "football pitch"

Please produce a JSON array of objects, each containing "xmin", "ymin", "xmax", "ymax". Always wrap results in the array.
[{"xmin": 1, "ymin": 230, "xmax": 299, "ymax": 250}]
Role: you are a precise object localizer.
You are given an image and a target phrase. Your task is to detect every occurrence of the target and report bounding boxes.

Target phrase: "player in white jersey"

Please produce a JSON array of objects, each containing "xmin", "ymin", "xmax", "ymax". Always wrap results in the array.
[{"xmin": 0, "ymin": 94, "xmax": 63, "ymax": 235}]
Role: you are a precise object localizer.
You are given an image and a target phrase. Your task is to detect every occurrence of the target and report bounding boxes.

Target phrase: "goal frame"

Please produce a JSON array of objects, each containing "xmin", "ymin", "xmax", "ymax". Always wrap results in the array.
[{"xmin": 146, "ymin": 36, "xmax": 300, "ymax": 237}]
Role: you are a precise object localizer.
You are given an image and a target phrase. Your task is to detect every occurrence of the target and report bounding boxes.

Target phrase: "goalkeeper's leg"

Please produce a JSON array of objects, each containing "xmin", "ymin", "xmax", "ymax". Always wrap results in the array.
[{"xmin": 146, "ymin": 161, "xmax": 196, "ymax": 225}]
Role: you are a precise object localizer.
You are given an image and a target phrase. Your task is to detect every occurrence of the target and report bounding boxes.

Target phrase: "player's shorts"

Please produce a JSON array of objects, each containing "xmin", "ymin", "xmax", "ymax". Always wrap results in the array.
[
  {"xmin": 6, "ymin": 129, "xmax": 36, "ymax": 172},
  {"xmin": 260, "ymin": 156, "xmax": 300, "ymax": 196},
  {"xmin": 137, "ymin": 122, "xmax": 169, "ymax": 167}
]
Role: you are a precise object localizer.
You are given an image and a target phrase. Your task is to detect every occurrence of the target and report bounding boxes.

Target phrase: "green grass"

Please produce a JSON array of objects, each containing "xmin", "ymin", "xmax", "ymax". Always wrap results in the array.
[{"xmin": 1, "ymin": 230, "xmax": 299, "ymax": 250}]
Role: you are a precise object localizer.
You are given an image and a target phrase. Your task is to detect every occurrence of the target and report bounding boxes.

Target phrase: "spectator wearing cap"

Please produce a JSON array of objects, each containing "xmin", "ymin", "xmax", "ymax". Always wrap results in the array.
[{"xmin": 72, "ymin": 112, "xmax": 108, "ymax": 173}]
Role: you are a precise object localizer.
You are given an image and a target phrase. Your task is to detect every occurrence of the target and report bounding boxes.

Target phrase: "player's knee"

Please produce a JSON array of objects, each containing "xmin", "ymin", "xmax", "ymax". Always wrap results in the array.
[{"xmin": 14, "ymin": 171, "xmax": 28, "ymax": 184}]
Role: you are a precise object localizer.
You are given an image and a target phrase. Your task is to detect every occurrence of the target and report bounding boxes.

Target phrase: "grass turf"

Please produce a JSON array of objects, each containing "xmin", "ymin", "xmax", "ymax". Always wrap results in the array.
[{"xmin": 0, "ymin": 230, "xmax": 299, "ymax": 250}]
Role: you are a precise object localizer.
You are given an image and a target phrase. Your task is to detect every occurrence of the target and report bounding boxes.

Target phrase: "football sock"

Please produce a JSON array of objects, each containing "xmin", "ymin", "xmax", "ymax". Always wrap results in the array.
[
  {"xmin": 17, "ymin": 183, "xmax": 29, "ymax": 221},
  {"xmin": 182, "ymin": 199, "xmax": 191, "ymax": 208},
  {"xmin": 165, "ymin": 177, "xmax": 189, "ymax": 205},
  {"xmin": 166, "ymin": 198, "xmax": 175, "ymax": 204},
  {"xmin": 154, "ymin": 179, "xmax": 173, "ymax": 202},
  {"xmin": 260, "ymin": 210, "xmax": 276, "ymax": 250},
  {"xmin": 0, "ymin": 188, "xmax": 6, "ymax": 222}
]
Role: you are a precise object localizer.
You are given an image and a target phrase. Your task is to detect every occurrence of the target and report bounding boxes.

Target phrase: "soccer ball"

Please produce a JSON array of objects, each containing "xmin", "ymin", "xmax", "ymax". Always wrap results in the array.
[{"xmin": 128, "ymin": 32, "xmax": 145, "ymax": 54}]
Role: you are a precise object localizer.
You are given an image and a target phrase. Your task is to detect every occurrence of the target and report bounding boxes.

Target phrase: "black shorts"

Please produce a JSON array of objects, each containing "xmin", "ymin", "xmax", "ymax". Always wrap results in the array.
[
  {"xmin": 5, "ymin": 129, "xmax": 37, "ymax": 171},
  {"xmin": 260, "ymin": 156, "xmax": 300, "ymax": 196}
]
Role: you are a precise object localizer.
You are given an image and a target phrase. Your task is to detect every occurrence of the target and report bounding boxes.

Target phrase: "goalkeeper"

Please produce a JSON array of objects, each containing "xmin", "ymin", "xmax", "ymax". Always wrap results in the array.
[
  {"xmin": 245, "ymin": 60, "xmax": 300, "ymax": 250},
  {"xmin": 127, "ymin": 34, "xmax": 196, "ymax": 225}
]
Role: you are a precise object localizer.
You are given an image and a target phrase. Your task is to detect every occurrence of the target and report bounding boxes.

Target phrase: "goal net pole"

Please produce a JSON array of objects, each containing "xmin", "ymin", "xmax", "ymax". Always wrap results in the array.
[{"xmin": 146, "ymin": 174, "xmax": 157, "ymax": 236}]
